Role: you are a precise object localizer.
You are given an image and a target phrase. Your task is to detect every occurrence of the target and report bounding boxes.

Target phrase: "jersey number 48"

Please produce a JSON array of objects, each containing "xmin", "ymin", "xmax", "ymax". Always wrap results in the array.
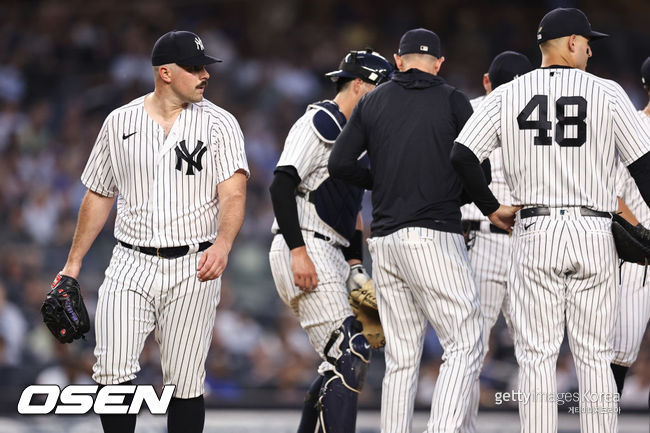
[{"xmin": 517, "ymin": 95, "xmax": 587, "ymax": 147}]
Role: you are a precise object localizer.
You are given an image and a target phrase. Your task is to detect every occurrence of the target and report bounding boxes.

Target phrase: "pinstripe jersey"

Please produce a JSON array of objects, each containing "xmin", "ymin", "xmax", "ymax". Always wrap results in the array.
[
  {"xmin": 461, "ymin": 96, "xmax": 512, "ymax": 221},
  {"xmin": 81, "ymin": 95, "xmax": 248, "ymax": 248},
  {"xmin": 456, "ymin": 68, "xmax": 650, "ymax": 211},
  {"xmin": 271, "ymin": 101, "xmax": 350, "ymax": 246}
]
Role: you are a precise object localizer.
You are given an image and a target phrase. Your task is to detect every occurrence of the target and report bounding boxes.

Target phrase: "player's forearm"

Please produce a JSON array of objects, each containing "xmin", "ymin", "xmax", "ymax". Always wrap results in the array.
[
  {"xmin": 214, "ymin": 179, "xmax": 246, "ymax": 253},
  {"xmin": 63, "ymin": 190, "xmax": 116, "ymax": 275},
  {"xmin": 450, "ymin": 142, "xmax": 499, "ymax": 215},
  {"xmin": 616, "ymin": 197, "xmax": 640, "ymax": 225}
]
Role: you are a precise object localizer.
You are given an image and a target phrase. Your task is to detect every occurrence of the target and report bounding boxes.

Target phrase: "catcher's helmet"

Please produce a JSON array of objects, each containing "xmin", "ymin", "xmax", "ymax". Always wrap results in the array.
[
  {"xmin": 642, "ymin": 56, "xmax": 650, "ymax": 86},
  {"xmin": 326, "ymin": 49, "xmax": 393, "ymax": 86}
]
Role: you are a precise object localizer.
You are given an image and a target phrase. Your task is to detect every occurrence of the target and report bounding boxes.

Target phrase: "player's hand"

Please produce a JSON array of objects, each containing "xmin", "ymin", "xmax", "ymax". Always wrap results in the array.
[
  {"xmin": 488, "ymin": 205, "xmax": 522, "ymax": 234},
  {"xmin": 291, "ymin": 246, "xmax": 318, "ymax": 292},
  {"xmin": 197, "ymin": 240, "xmax": 229, "ymax": 282}
]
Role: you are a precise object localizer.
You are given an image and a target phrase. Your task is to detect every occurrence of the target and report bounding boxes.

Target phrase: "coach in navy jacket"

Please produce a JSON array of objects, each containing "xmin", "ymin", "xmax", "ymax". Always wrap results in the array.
[{"xmin": 327, "ymin": 28, "xmax": 489, "ymax": 433}]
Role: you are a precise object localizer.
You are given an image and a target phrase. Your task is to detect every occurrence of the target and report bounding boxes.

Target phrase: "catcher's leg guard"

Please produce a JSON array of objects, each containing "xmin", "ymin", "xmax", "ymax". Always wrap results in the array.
[
  {"xmin": 297, "ymin": 375, "xmax": 324, "ymax": 433},
  {"xmin": 323, "ymin": 316, "xmax": 371, "ymax": 393},
  {"xmin": 317, "ymin": 371, "xmax": 360, "ymax": 433},
  {"xmin": 316, "ymin": 316, "xmax": 371, "ymax": 433}
]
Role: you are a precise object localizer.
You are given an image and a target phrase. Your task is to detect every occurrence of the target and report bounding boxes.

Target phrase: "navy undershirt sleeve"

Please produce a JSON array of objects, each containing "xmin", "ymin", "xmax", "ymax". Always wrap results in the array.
[
  {"xmin": 627, "ymin": 151, "xmax": 650, "ymax": 209},
  {"xmin": 269, "ymin": 166, "xmax": 305, "ymax": 250},
  {"xmin": 450, "ymin": 142, "xmax": 499, "ymax": 215}
]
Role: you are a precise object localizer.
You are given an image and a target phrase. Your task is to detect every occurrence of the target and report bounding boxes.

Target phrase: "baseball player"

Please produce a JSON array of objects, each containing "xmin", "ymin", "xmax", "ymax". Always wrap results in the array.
[
  {"xmin": 268, "ymin": 49, "xmax": 392, "ymax": 433},
  {"xmin": 329, "ymin": 28, "xmax": 488, "ymax": 433},
  {"xmin": 460, "ymin": 51, "xmax": 533, "ymax": 433},
  {"xmin": 58, "ymin": 31, "xmax": 248, "ymax": 433},
  {"xmin": 609, "ymin": 56, "xmax": 650, "ymax": 407},
  {"xmin": 452, "ymin": 8, "xmax": 650, "ymax": 433}
]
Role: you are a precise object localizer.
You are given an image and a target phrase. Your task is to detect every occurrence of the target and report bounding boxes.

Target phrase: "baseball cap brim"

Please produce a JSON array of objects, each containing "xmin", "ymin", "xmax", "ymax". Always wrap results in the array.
[
  {"xmin": 325, "ymin": 70, "xmax": 351, "ymax": 80},
  {"xmin": 585, "ymin": 30, "xmax": 609, "ymax": 41},
  {"xmin": 176, "ymin": 53, "xmax": 222, "ymax": 66}
]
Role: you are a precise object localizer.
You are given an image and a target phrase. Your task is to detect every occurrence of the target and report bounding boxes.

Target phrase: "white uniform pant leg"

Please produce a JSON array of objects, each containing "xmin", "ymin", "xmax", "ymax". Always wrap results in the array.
[
  {"xmin": 369, "ymin": 233, "xmax": 428, "ymax": 433},
  {"xmin": 508, "ymin": 218, "xmax": 565, "ymax": 433},
  {"xmin": 371, "ymin": 228, "xmax": 484, "ymax": 433},
  {"xmin": 462, "ymin": 231, "xmax": 511, "ymax": 433},
  {"xmin": 155, "ymin": 251, "xmax": 221, "ymax": 399},
  {"xmin": 92, "ymin": 244, "xmax": 158, "ymax": 385},
  {"xmin": 613, "ymin": 262, "xmax": 650, "ymax": 367},
  {"xmin": 564, "ymin": 218, "xmax": 618, "ymax": 433},
  {"xmin": 269, "ymin": 234, "xmax": 352, "ymax": 359}
]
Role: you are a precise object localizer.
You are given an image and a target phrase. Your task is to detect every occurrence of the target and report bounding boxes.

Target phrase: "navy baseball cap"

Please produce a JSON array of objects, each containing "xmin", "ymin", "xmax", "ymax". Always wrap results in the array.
[
  {"xmin": 536, "ymin": 8, "xmax": 608, "ymax": 44},
  {"xmin": 488, "ymin": 51, "xmax": 533, "ymax": 89},
  {"xmin": 151, "ymin": 30, "xmax": 222, "ymax": 66},
  {"xmin": 642, "ymin": 57, "xmax": 650, "ymax": 86},
  {"xmin": 398, "ymin": 28, "xmax": 441, "ymax": 58}
]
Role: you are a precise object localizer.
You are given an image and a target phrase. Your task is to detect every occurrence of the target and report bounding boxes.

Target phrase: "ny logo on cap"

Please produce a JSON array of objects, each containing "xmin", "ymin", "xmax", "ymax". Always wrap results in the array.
[
  {"xmin": 195, "ymin": 37, "xmax": 204, "ymax": 51},
  {"xmin": 420, "ymin": 45, "xmax": 429, "ymax": 52}
]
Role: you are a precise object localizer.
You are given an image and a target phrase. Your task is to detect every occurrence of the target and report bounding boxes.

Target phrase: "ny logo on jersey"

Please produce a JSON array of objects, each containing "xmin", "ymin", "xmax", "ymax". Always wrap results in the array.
[
  {"xmin": 194, "ymin": 37, "xmax": 204, "ymax": 51},
  {"xmin": 175, "ymin": 140, "xmax": 207, "ymax": 175}
]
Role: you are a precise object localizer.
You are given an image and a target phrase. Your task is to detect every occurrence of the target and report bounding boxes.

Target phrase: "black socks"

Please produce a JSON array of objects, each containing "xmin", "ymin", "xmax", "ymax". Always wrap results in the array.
[
  {"xmin": 98, "ymin": 382, "xmax": 136, "ymax": 433},
  {"xmin": 167, "ymin": 395, "xmax": 205, "ymax": 433}
]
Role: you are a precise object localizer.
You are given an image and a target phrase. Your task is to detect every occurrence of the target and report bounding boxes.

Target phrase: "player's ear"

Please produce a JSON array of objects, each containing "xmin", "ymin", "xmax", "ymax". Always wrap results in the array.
[
  {"xmin": 393, "ymin": 54, "xmax": 403, "ymax": 71},
  {"xmin": 158, "ymin": 64, "xmax": 173, "ymax": 84},
  {"xmin": 568, "ymin": 35, "xmax": 578, "ymax": 53},
  {"xmin": 353, "ymin": 78, "xmax": 364, "ymax": 94},
  {"xmin": 483, "ymin": 73, "xmax": 492, "ymax": 93},
  {"xmin": 434, "ymin": 56, "xmax": 445, "ymax": 74}
]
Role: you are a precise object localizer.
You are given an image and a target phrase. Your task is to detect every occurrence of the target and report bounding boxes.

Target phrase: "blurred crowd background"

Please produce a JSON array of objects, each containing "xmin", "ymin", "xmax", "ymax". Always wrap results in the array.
[{"xmin": 0, "ymin": 0, "xmax": 649, "ymax": 416}]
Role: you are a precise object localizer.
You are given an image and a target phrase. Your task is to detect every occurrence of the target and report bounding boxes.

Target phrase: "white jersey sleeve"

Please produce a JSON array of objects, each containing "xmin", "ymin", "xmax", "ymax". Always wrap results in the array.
[
  {"xmin": 469, "ymin": 95, "xmax": 485, "ymax": 111},
  {"xmin": 456, "ymin": 88, "xmax": 503, "ymax": 162},
  {"xmin": 81, "ymin": 116, "xmax": 118, "ymax": 197},
  {"xmin": 211, "ymin": 110, "xmax": 249, "ymax": 183},
  {"xmin": 615, "ymin": 159, "xmax": 627, "ymax": 197},
  {"xmin": 611, "ymin": 83, "xmax": 650, "ymax": 166},
  {"xmin": 276, "ymin": 114, "xmax": 321, "ymax": 180}
]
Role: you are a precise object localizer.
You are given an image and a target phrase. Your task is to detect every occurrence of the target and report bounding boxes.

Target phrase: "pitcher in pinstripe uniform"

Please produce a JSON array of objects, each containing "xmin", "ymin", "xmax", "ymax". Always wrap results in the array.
[
  {"xmin": 460, "ymin": 51, "xmax": 532, "ymax": 433},
  {"xmin": 58, "ymin": 31, "xmax": 248, "ymax": 433},
  {"xmin": 452, "ymin": 9, "xmax": 650, "ymax": 433},
  {"xmin": 268, "ymin": 49, "xmax": 391, "ymax": 433},
  {"xmin": 610, "ymin": 56, "xmax": 650, "ymax": 409},
  {"xmin": 330, "ymin": 29, "xmax": 489, "ymax": 433}
]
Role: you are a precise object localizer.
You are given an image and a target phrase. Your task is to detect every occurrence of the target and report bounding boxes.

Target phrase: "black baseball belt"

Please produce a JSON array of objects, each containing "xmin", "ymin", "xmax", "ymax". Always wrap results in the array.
[
  {"xmin": 461, "ymin": 220, "xmax": 509, "ymax": 235},
  {"xmin": 276, "ymin": 230, "xmax": 332, "ymax": 242},
  {"xmin": 519, "ymin": 206, "xmax": 611, "ymax": 219},
  {"xmin": 118, "ymin": 240, "xmax": 212, "ymax": 259}
]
